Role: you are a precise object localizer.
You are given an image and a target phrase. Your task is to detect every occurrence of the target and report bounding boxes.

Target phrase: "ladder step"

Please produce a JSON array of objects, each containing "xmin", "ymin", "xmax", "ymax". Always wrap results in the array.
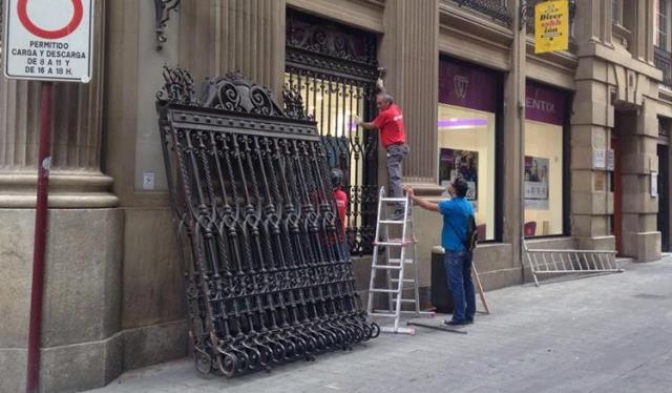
[
  {"xmin": 369, "ymin": 289, "xmax": 400, "ymax": 294},
  {"xmin": 390, "ymin": 278, "xmax": 415, "ymax": 283},
  {"xmin": 372, "ymin": 265, "xmax": 402, "ymax": 270},
  {"xmin": 374, "ymin": 309, "xmax": 429, "ymax": 315},
  {"xmin": 388, "ymin": 258, "xmax": 414, "ymax": 264},
  {"xmin": 380, "ymin": 197, "xmax": 408, "ymax": 202},
  {"xmin": 379, "ymin": 220, "xmax": 406, "ymax": 225},
  {"xmin": 375, "ymin": 239, "xmax": 416, "ymax": 246},
  {"xmin": 392, "ymin": 299, "xmax": 417, "ymax": 303}
]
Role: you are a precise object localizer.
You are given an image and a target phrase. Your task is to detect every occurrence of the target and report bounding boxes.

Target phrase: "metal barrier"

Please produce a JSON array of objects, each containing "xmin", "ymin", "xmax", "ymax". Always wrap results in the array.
[{"xmin": 524, "ymin": 241, "xmax": 624, "ymax": 286}]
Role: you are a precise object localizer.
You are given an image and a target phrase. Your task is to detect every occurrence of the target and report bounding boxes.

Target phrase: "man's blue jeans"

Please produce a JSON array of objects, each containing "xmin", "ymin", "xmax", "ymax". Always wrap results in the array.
[{"xmin": 444, "ymin": 250, "xmax": 476, "ymax": 323}]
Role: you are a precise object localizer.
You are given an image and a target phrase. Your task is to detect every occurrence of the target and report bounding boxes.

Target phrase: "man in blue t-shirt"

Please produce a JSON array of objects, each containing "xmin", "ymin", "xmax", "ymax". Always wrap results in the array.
[{"xmin": 404, "ymin": 179, "xmax": 476, "ymax": 326}]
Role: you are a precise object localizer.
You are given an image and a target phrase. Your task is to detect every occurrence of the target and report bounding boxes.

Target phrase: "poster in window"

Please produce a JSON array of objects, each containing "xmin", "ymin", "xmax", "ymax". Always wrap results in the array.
[
  {"xmin": 524, "ymin": 156, "xmax": 549, "ymax": 209},
  {"xmin": 439, "ymin": 148, "xmax": 478, "ymax": 203}
]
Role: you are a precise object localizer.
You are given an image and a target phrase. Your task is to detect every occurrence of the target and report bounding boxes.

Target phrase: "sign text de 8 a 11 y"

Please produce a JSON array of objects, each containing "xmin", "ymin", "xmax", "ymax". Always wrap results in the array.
[{"xmin": 2, "ymin": 0, "xmax": 94, "ymax": 83}]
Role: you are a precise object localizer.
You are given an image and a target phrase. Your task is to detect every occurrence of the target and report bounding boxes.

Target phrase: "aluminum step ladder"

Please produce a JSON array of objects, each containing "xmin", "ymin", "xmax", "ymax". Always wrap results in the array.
[{"xmin": 366, "ymin": 187, "xmax": 434, "ymax": 334}]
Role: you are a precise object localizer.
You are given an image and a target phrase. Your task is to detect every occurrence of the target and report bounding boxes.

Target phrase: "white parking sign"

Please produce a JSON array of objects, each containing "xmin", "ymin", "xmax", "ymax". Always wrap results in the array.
[{"xmin": 2, "ymin": 0, "xmax": 94, "ymax": 83}]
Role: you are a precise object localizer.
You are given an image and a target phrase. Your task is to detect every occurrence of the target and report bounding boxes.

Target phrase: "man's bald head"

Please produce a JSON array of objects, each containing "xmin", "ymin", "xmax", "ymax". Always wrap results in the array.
[{"xmin": 376, "ymin": 93, "xmax": 394, "ymax": 110}]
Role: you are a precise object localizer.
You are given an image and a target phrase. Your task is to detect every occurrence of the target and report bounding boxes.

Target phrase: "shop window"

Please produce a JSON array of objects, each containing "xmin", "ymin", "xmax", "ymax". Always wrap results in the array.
[
  {"xmin": 524, "ymin": 82, "xmax": 568, "ymax": 237},
  {"xmin": 438, "ymin": 59, "xmax": 501, "ymax": 242},
  {"xmin": 612, "ymin": 0, "xmax": 623, "ymax": 25}
]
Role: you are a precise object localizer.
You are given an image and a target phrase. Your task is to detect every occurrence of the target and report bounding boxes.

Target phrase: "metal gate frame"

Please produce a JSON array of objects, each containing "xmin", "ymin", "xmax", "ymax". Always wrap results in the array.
[{"xmin": 285, "ymin": 10, "xmax": 380, "ymax": 255}]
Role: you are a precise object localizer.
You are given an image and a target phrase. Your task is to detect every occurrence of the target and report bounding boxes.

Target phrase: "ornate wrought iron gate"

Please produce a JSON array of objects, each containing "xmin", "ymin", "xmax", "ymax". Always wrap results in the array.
[
  {"xmin": 286, "ymin": 10, "xmax": 380, "ymax": 255},
  {"xmin": 156, "ymin": 67, "xmax": 378, "ymax": 377}
]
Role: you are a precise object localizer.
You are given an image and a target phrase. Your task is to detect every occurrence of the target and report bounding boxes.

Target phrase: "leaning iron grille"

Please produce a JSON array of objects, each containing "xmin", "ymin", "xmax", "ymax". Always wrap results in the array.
[
  {"xmin": 156, "ymin": 67, "xmax": 378, "ymax": 377},
  {"xmin": 286, "ymin": 10, "xmax": 380, "ymax": 256}
]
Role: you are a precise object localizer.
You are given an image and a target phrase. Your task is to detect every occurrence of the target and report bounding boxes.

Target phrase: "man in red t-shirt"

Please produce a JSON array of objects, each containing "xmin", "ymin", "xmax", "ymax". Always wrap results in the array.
[
  {"xmin": 354, "ymin": 93, "xmax": 409, "ymax": 219},
  {"xmin": 330, "ymin": 168, "xmax": 349, "ymax": 260}
]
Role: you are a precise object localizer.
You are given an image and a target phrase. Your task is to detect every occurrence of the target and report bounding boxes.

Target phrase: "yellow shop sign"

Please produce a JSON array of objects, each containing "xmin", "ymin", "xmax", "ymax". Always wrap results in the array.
[{"xmin": 535, "ymin": 0, "xmax": 569, "ymax": 54}]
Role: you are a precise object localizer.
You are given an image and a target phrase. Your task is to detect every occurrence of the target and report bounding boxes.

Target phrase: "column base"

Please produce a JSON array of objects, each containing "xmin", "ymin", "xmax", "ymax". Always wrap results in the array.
[
  {"xmin": 0, "ymin": 334, "xmax": 124, "ymax": 393},
  {"xmin": 122, "ymin": 321, "xmax": 189, "ymax": 371},
  {"xmin": 576, "ymin": 235, "xmax": 616, "ymax": 251},
  {"xmin": 0, "ymin": 170, "xmax": 119, "ymax": 208},
  {"xmin": 625, "ymin": 231, "xmax": 661, "ymax": 262},
  {"xmin": 0, "ymin": 207, "xmax": 124, "ymax": 392}
]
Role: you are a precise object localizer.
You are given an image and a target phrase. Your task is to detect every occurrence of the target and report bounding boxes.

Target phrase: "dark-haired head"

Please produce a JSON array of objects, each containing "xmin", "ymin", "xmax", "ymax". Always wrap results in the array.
[
  {"xmin": 452, "ymin": 178, "xmax": 469, "ymax": 198},
  {"xmin": 331, "ymin": 168, "xmax": 344, "ymax": 188}
]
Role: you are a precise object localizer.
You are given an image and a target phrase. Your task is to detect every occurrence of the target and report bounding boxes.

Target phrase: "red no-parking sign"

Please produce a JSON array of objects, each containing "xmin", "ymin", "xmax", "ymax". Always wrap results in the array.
[{"xmin": 2, "ymin": 0, "xmax": 94, "ymax": 82}]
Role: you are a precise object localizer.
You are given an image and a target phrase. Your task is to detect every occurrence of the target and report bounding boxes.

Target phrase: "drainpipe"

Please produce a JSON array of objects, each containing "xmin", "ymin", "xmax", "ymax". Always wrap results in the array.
[
  {"xmin": 520, "ymin": 99, "xmax": 526, "ymax": 283},
  {"xmin": 517, "ymin": 0, "xmax": 527, "ymax": 283}
]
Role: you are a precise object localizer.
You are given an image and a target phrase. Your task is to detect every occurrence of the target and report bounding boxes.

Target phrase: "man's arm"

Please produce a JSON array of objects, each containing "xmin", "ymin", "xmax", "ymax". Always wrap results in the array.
[
  {"xmin": 403, "ymin": 186, "xmax": 440, "ymax": 212},
  {"xmin": 353, "ymin": 115, "xmax": 380, "ymax": 130},
  {"xmin": 358, "ymin": 121, "xmax": 378, "ymax": 130}
]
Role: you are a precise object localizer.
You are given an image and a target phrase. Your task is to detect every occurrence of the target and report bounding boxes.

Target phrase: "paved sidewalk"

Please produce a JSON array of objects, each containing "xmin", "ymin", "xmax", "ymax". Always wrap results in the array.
[{"xmin": 90, "ymin": 258, "xmax": 672, "ymax": 393}]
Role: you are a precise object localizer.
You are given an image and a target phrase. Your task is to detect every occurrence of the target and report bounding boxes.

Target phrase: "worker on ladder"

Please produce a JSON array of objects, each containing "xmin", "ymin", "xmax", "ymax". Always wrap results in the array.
[
  {"xmin": 404, "ymin": 179, "xmax": 476, "ymax": 327},
  {"xmin": 354, "ymin": 93, "xmax": 408, "ymax": 220}
]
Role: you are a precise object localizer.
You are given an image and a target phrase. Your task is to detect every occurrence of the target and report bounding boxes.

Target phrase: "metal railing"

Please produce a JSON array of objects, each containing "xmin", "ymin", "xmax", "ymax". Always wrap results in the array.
[
  {"xmin": 655, "ymin": 46, "xmax": 672, "ymax": 88},
  {"xmin": 450, "ymin": 0, "xmax": 513, "ymax": 25}
]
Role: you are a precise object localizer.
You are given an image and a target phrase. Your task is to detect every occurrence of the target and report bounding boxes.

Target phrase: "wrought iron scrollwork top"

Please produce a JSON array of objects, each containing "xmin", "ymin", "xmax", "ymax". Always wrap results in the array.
[
  {"xmin": 200, "ymin": 72, "xmax": 284, "ymax": 117},
  {"xmin": 158, "ymin": 66, "xmax": 313, "ymax": 122},
  {"xmin": 157, "ymin": 66, "xmax": 199, "ymax": 105},
  {"xmin": 287, "ymin": 11, "xmax": 377, "ymax": 65}
]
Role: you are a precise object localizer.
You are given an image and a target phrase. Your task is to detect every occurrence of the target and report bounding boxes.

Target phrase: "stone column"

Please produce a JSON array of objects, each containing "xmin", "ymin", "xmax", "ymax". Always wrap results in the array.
[
  {"xmin": 179, "ymin": 0, "xmax": 286, "ymax": 96},
  {"xmin": 620, "ymin": 98, "xmax": 661, "ymax": 261},
  {"xmin": 570, "ymin": 78, "xmax": 614, "ymax": 250},
  {"xmin": 379, "ymin": 0, "xmax": 439, "ymax": 185},
  {"xmin": 0, "ymin": 1, "xmax": 123, "ymax": 392},
  {"xmin": 570, "ymin": 0, "xmax": 617, "ymax": 251}
]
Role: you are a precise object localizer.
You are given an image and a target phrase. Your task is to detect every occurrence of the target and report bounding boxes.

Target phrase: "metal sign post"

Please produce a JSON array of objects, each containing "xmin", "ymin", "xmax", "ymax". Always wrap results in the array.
[
  {"xmin": 2, "ymin": 1, "xmax": 94, "ymax": 392},
  {"xmin": 26, "ymin": 80, "xmax": 52, "ymax": 393}
]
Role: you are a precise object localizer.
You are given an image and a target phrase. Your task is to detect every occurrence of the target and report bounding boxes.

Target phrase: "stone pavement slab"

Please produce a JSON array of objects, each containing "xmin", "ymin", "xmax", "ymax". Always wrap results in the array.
[{"xmin": 88, "ymin": 258, "xmax": 672, "ymax": 393}]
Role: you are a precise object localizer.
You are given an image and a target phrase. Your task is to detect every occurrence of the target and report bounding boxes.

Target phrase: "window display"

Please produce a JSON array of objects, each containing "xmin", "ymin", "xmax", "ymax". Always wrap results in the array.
[
  {"xmin": 524, "ymin": 82, "xmax": 567, "ymax": 236},
  {"xmin": 438, "ymin": 59, "xmax": 499, "ymax": 241}
]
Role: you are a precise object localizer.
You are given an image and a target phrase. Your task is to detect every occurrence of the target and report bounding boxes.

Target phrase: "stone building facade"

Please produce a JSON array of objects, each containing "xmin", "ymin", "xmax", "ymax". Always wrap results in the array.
[{"xmin": 1, "ymin": 0, "xmax": 671, "ymax": 391}]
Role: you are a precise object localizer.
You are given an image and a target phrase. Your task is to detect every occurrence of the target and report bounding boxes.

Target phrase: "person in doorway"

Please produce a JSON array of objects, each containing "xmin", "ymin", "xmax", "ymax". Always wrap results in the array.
[
  {"xmin": 354, "ymin": 93, "xmax": 409, "ymax": 219},
  {"xmin": 331, "ymin": 168, "xmax": 348, "ymax": 233},
  {"xmin": 403, "ymin": 179, "xmax": 476, "ymax": 326},
  {"xmin": 327, "ymin": 168, "xmax": 349, "ymax": 261}
]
